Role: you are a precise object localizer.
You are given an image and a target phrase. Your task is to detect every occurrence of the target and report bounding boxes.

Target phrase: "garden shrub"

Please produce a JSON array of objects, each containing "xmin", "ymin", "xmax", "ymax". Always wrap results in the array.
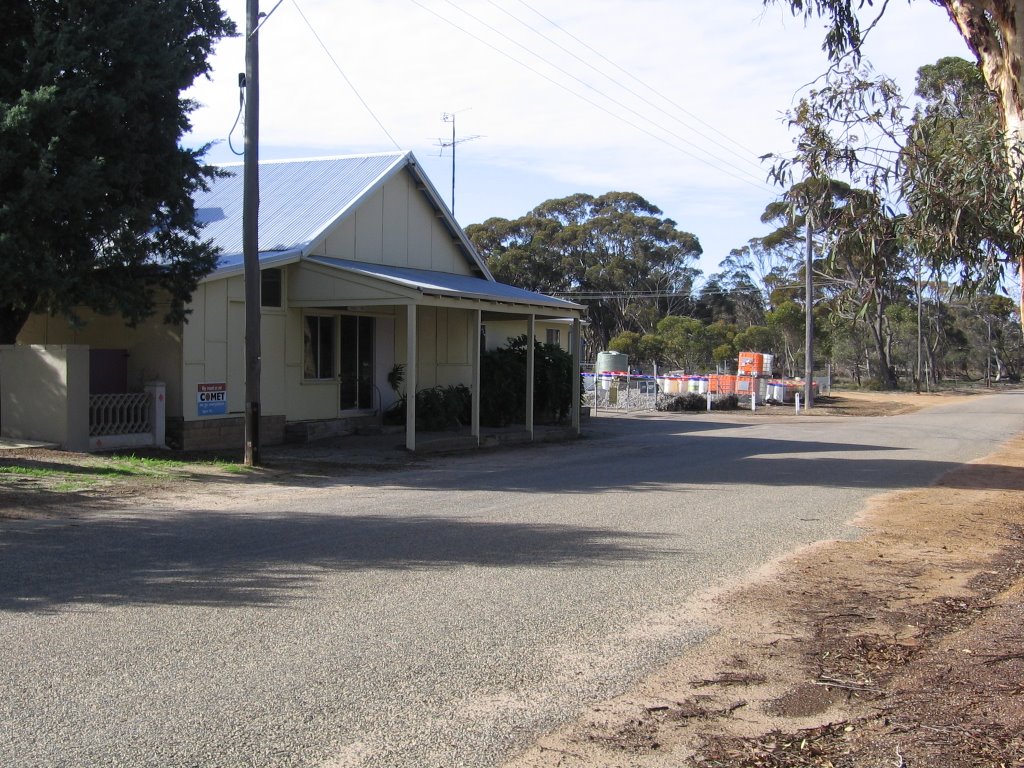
[
  {"xmin": 480, "ymin": 336, "xmax": 574, "ymax": 427},
  {"xmin": 415, "ymin": 385, "xmax": 471, "ymax": 431}
]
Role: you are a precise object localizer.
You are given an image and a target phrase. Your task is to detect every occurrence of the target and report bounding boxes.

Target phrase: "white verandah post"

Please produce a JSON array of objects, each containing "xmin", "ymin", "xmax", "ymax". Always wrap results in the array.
[
  {"xmin": 471, "ymin": 309, "xmax": 481, "ymax": 445},
  {"xmin": 526, "ymin": 314, "xmax": 535, "ymax": 440},
  {"xmin": 571, "ymin": 317, "xmax": 581, "ymax": 433},
  {"xmin": 406, "ymin": 302, "xmax": 417, "ymax": 452}
]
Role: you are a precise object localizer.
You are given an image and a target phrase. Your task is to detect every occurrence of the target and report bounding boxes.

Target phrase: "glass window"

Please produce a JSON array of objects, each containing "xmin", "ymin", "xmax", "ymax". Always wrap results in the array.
[
  {"xmin": 339, "ymin": 316, "xmax": 375, "ymax": 410},
  {"xmin": 261, "ymin": 268, "xmax": 283, "ymax": 308},
  {"xmin": 303, "ymin": 315, "xmax": 335, "ymax": 379},
  {"xmin": 546, "ymin": 328, "xmax": 561, "ymax": 346}
]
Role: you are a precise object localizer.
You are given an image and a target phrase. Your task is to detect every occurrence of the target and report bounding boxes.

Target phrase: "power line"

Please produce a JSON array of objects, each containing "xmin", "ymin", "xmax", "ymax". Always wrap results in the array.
[
  {"xmin": 408, "ymin": 0, "xmax": 774, "ymax": 194},
  {"xmin": 290, "ymin": 0, "xmax": 402, "ymax": 150},
  {"xmin": 430, "ymin": 0, "xmax": 769, "ymax": 188},
  {"xmin": 513, "ymin": 0, "xmax": 764, "ymax": 160},
  {"xmin": 483, "ymin": 0, "xmax": 767, "ymax": 176}
]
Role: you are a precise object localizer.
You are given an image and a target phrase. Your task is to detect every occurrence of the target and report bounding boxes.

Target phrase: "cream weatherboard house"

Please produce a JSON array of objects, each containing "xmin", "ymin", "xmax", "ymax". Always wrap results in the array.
[{"xmin": 6, "ymin": 152, "xmax": 584, "ymax": 451}]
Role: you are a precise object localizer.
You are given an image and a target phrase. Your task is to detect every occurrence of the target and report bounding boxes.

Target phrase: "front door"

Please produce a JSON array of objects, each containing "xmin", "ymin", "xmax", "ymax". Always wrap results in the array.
[{"xmin": 339, "ymin": 316, "xmax": 374, "ymax": 411}]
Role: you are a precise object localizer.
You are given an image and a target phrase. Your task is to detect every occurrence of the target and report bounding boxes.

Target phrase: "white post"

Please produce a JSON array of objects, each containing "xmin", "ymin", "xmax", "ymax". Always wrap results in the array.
[
  {"xmin": 526, "ymin": 314, "xmax": 535, "ymax": 440},
  {"xmin": 751, "ymin": 386, "xmax": 757, "ymax": 412},
  {"xmin": 406, "ymin": 303, "xmax": 417, "ymax": 451},
  {"xmin": 571, "ymin": 317, "xmax": 581, "ymax": 433},
  {"xmin": 471, "ymin": 309, "xmax": 481, "ymax": 445},
  {"xmin": 706, "ymin": 391, "xmax": 712, "ymax": 412},
  {"xmin": 145, "ymin": 381, "xmax": 166, "ymax": 448},
  {"xmin": 795, "ymin": 392, "xmax": 801, "ymax": 414}
]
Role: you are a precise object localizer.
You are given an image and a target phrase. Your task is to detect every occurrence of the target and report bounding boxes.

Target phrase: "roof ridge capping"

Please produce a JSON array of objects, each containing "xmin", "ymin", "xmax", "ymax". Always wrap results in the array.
[{"xmin": 213, "ymin": 150, "xmax": 410, "ymax": 169}]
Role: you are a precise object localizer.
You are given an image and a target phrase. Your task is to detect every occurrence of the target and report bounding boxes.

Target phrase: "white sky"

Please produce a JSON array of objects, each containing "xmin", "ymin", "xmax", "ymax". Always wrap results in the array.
[{"xmin": 185, "ymin": 0, "xmax": 971, "ymax": 279}]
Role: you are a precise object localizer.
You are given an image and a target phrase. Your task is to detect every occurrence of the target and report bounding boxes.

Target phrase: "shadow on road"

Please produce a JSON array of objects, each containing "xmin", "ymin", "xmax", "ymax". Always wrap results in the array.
[{"xmin": 0, "ymin": 512, "xmax": 677, "ymax": 613}]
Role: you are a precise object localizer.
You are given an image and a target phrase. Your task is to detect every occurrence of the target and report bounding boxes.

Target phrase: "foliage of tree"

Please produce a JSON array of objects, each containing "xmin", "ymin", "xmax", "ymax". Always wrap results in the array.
[
  {"xmin": 0, "ymin": 1, "xmax": 235, "ymax": 343},
  {"xmin": 764, "ymin": 0, "xmax": 1024, "ymax": 320},
  {"xmin": 761, "ymin": 51, "xmax": 1024, "ymax": 386},
  {"xmin": 466, "ymin": 192, "xmax": 702, "ymax": 355},
  {"xmin": 903, "ymin": 56, "xmax": 1016, "ymax": 285}
]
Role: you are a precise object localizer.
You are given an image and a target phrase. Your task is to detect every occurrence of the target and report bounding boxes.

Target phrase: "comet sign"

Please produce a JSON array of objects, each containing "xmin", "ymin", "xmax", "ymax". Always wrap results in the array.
[{"xmin": 197, "ymin": 382, "xmax": 228, "ymax": 416}]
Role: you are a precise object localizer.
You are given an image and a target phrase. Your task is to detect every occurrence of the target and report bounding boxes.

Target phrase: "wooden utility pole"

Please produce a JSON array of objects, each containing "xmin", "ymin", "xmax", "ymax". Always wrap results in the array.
[{"xmin": 243, "ymin": 0, "xmax": 261, "ymax": 466}]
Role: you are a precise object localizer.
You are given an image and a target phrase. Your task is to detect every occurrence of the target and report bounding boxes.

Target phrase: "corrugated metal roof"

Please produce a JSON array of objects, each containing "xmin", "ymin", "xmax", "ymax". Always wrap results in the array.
[
  {"xmin": 194, "ymin": 152, "xmax": 407, "ymax": 263},
  {"xmin": 308, "ymin": 256, "xmax": 584, "ymax": 313}
]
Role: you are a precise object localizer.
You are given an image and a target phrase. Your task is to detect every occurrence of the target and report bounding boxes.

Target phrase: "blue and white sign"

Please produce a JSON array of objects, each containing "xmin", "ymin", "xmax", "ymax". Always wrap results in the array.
[{"xmin": 197, "ymin": 382, "xmax": 228, "ymax": 416}]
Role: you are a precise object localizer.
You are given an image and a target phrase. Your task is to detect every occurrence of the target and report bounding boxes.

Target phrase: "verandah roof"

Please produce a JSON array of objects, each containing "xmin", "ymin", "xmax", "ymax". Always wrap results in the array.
[{"xmin": 305, "ymin": 256, "xmax": 583, "ymax": 315}]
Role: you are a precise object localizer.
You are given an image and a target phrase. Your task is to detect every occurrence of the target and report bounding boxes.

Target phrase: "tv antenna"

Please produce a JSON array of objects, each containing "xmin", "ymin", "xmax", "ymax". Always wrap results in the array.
[{"xmin": 436, "ymin": 110, "xmax": 481, "ymax": 217}]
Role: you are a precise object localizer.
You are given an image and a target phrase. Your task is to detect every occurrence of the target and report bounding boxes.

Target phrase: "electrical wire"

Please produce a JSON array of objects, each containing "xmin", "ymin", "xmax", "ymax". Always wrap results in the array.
[
  {"xmin": 248, "ymin": 0, "xmax": 287, "ymax": 39},
  {"xmin": 291, "ymin": 0, "xmax": 402, "ymax": 151},
  {"xmin": 227, "ymin": 79, "xmax": 246, "ymax": 156},
  {"xmin": 516, "ymin": 0, "xmax": 764, "ymax": 161},
  {"xmin": 430, "ymin": 0, "xmax": 770, "ymax": 189},
  {"xmin": 408, "ymin": 0, "xmax": 774, "ymax": 194},
  {"xmin": 483, "ymin": 0, "xmax": 767, "ymax": 175}
]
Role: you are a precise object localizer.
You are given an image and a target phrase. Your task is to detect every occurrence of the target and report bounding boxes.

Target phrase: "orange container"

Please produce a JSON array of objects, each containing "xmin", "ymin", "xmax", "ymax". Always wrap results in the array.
[
  {"xmin": 737, "ymin": 352, "xmax": 764, "ymax": 376},
  {"xmin": 710, "ymin": 374, "xmax": 736, "ymax": 394}
]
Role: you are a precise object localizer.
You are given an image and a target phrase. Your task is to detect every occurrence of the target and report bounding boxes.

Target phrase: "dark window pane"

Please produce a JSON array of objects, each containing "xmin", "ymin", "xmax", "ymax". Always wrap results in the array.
[
  {"xmin": 303, "ymin": 316, "xmax": 318, "ymax": 378},
  {"xmin": 358, "ymin": 317, "xmax": 374, "ymax": 409},
  {"xmin": 339, "ymin": 316, "xmax": 358, "ymax": 409},
  {"xmin": 304, "ymin": 315, "xmax": 334, "ymax": 379},
  {"xmin": 261, "ymin": 268, "xmax": 283, "ymax": 307},
  {"xmin": 318, "ymin": 317, "xmax": 334, "ymax": 379}
]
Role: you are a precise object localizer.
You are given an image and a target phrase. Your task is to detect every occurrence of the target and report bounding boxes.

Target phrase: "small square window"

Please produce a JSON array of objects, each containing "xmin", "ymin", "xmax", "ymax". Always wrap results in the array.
[{"xmin": 546, "ymin": 328, "xmax": 561, "ymax": 346}]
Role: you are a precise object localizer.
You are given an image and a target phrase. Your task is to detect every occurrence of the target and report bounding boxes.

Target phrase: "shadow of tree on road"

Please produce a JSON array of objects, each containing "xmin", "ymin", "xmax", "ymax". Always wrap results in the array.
[{"xmin": 0, "ymin": 512, "xmax": 677, "ymax": 613}]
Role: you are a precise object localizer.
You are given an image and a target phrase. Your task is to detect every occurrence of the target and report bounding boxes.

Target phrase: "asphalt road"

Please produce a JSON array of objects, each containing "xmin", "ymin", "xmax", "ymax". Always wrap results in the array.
[{"xmin": 3, "ymin": 392, "xmax": 1023, "ymax": 767}]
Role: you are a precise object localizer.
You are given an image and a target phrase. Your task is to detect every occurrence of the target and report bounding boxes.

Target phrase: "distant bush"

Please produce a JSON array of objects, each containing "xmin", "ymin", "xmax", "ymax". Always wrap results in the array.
[
  {"xmin": 713, "ymin": 394, "xmax": 740, "ymax": 410},
  {"xmin": 657, "ymin": 393, "xmax": 706, "ymax": 412},
  {"xmin": 656, "ymin": 393, "xmax": 740, "ymax": 412}
]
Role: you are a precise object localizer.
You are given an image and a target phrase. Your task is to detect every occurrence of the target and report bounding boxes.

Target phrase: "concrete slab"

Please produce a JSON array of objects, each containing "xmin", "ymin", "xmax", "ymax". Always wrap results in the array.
[{"xmin": 0, "ymin": 437, "xmax": 60, "ymax": 451}]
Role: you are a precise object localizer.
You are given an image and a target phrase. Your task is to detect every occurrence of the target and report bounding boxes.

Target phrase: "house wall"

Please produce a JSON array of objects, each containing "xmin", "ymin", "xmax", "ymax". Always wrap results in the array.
[
  {"xmin": 182, "ymin": 264, "xmax": 411, "ymax": 436},
  {"xmin": 401, "ymin": 306, "xmax": 474, "ymax": 390},
  {"xmin": 312, "ymin": 171, "xmax": 475, "ymax": 276},
  {"xmin": 182, "ymin": 274, "xmax": 290, "ymax": 424},
  {"xmin": 0, "ymin": 344, "xmax": 89, "ymax": 451},
  {"xmin": 17, "ymin": 307, "xmax": 183, "ymax": 416}
]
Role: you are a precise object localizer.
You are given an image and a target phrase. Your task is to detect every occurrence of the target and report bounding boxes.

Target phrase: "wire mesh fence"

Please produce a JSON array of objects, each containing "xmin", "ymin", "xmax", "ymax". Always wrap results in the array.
[{"xmin": 582, "ymin": 371, "xmax": 822, "ymax": 413}]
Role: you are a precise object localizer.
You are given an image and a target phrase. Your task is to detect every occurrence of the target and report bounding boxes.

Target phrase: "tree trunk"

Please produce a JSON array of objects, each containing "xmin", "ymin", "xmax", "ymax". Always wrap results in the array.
[
  {"xmin": 867, "ymin": 306, "xmax": 897, "ymax": 389},
  {"xmin": 943, "ymin": 0, "xmax": 1024, "ymax": 326}
]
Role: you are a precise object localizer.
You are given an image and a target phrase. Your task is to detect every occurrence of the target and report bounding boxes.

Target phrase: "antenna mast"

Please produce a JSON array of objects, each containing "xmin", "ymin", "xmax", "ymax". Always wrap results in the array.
[{"xmin": 437, "ymin": 111, "xmax": 480, "ymax": 218}]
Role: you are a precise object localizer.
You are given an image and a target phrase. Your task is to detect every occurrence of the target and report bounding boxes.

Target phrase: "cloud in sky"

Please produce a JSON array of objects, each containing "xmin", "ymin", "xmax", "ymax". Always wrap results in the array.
[{"xmin": 186, "ymin": 0, "xmax": 969, "ymax": 275}]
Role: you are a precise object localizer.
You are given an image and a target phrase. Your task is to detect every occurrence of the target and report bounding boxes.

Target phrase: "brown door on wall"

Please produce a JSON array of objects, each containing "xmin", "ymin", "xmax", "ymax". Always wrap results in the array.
[{"xmin": 89, "ymin": 349, "xmax": 128, "ymax": 394}]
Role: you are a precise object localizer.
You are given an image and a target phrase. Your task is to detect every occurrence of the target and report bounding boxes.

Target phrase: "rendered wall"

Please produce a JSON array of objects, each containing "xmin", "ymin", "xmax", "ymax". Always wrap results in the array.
[
  {"xmin": 0, "ymin": 345, "xmax": 89, "ymax": 451},
  {"xmin": 17, "ymin": 307, "xmax": 183, "ymax": 418}
]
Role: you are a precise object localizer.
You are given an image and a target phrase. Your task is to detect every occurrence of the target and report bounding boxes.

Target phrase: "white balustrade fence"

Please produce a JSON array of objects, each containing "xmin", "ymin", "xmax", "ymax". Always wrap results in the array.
[
  {"xmin": 87, "ymin": 382, "xmax": 166, "ymax": 451},
  {"xmin": 89, "ymin": 392, "xmax": 151, "ymax": 437}
]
